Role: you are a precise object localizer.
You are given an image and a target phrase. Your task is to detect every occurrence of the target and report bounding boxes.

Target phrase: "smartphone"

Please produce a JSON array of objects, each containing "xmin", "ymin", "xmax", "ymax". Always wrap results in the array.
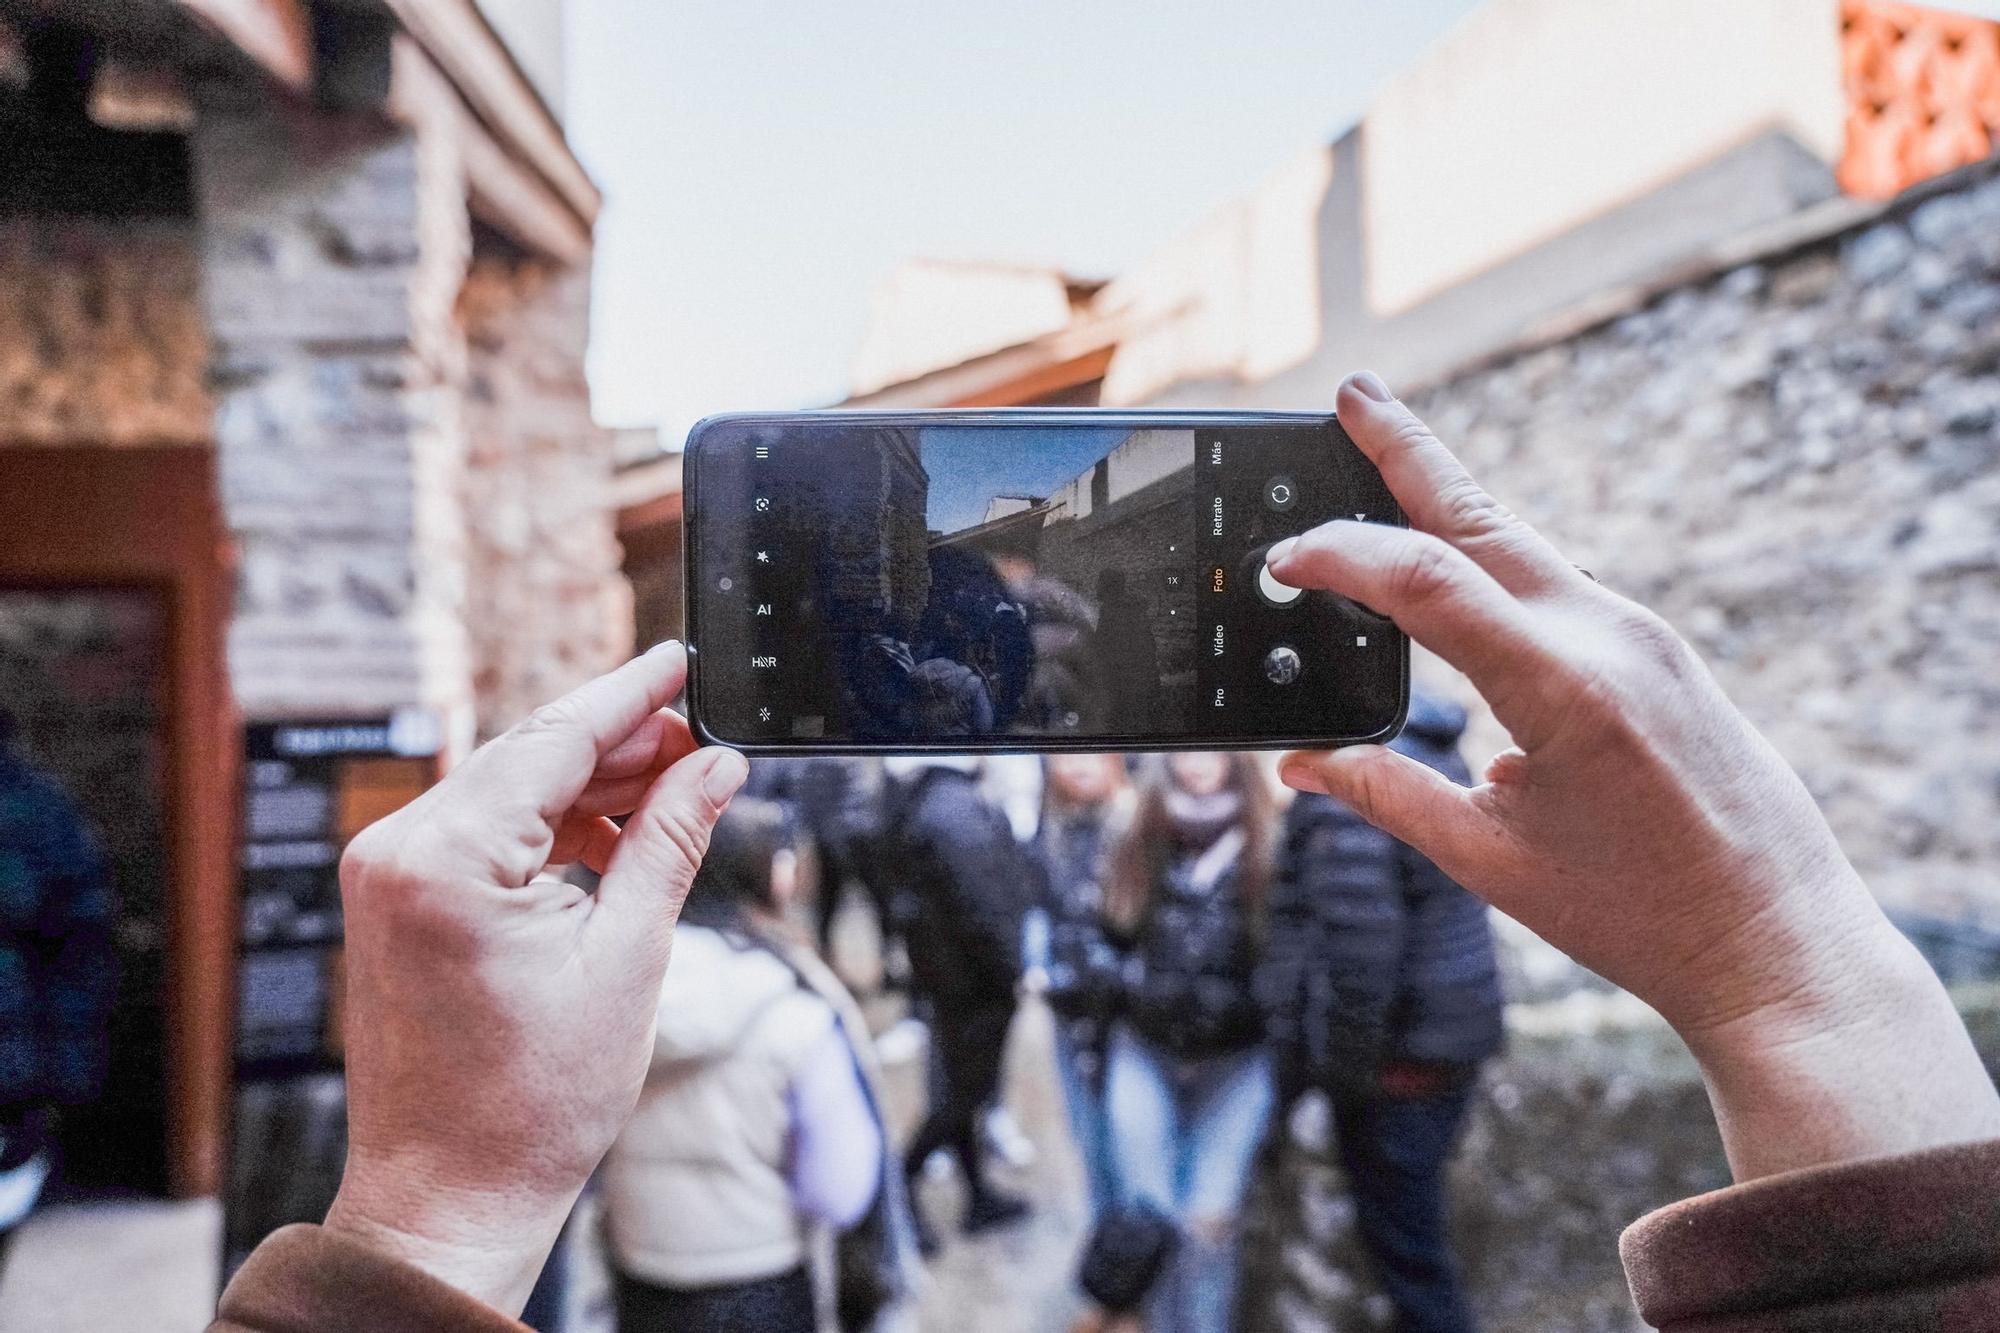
[{"xmin": 682, "ymin": 410, "xmax": 1407, "ymax": 753}]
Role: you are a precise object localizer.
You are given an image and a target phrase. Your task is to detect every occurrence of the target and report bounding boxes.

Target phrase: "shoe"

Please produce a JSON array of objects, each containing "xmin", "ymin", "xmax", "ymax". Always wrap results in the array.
[
  {"xmin": 983, "ymin": 1106, "xmax": 1038, "ymax": 1169},
  {"xmin": 912, "ymin": 1204, "xmax": 943, "ymax": 1258},
  {"xmin": 875, "ymin": 1017, "xmax": 930, "ymax": 1066},
  {"xmin": 962, "ymin": 1190, "xmax": 1031, "ymax": 1235}
]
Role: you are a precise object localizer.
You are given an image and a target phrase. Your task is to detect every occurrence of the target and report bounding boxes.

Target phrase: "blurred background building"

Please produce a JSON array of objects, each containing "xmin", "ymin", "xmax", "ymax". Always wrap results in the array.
[
  {"xmin": 0, "ymin": 0, "xmax": 620, "ymax": 1263},
  {"xmin": 2, "ymin": 0, "xmax": 1997, "ymax": 1329},
  {"xmin": 841, "ymin": 0, "xmax": 2000, "ymax": 926},
  {"xmin": 831, "ymin": 5, "xmax": 2000, "ymax": 1327}
]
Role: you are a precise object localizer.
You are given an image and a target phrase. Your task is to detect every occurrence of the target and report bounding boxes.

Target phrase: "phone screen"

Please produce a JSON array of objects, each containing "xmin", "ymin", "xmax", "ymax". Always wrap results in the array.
[{"xmin": 685, "ymin": 413, "xmax": 1406, "ymax": 751}]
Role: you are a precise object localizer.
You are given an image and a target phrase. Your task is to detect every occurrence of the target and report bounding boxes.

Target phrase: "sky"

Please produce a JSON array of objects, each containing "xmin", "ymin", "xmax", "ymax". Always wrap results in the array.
[
  {"xmin": 920, "ymin": 424, "xmax": 1133, "ymax": 533},
  {"xmin": 566, "ymin": 0, "xmax": 1484, "ymax": 444}
]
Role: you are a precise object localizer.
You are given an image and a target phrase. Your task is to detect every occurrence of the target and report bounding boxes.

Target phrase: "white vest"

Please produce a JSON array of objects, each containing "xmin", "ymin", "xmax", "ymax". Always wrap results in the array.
[{"xmin": 600, "ymin": 924, "xmax": 836, "ymax": 1287}]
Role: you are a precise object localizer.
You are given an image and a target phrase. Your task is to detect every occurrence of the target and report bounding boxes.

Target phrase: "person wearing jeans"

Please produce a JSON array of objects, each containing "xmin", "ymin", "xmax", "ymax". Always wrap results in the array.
[
  {"xmin": 1103, "ymin": 753, "xmax": 1276, "ymax": 1333},
  {"xmin": 1031, "ymin": 752, "xmax": 1131, "ymax": 1221},
  {"xmin": 1261, "ymin": 690, "xmax": 1504, "ymax": 1332},
  {"xmin": 1104, "ymin": 1031, "xmax": 1273, "ymax": 1333}
]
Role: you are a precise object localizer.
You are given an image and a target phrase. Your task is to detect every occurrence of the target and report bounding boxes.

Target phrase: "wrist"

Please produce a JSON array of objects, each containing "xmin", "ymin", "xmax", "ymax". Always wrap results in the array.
[
  {"xmin": 324, "ymin": 1154, "xmax": 574, "ymax": 1316},
  {"xmin": 1680, "ymin": 918, "xmax": 2000, "ymax": 1181}
]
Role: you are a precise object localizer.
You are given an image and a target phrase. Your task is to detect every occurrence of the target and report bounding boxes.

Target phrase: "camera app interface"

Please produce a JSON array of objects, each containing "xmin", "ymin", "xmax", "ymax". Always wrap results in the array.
[{"xmin": 693, "ymin": 417, "xmax": 1403, "ymax": 745}]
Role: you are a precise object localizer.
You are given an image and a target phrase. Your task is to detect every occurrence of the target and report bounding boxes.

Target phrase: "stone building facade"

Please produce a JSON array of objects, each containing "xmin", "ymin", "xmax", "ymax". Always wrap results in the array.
[
  {"xmin": 1250, "ymin": 160, "xmax": 2000, "ymax": 1333},
  {"xmin": 0, "ymin": 0, "xmax": 622, "ymax": 1200},
  {"xmin": 1409, "ymin": 167, "xmax": 2000, "ymax": 925},
  {"xmin": 0, "ymin": 219, "xmax": 212, "ymax": 443}
]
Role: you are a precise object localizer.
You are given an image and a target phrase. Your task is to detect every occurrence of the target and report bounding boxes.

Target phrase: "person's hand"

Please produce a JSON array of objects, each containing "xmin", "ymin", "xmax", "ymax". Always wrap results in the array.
[
  {"xmin": 1271, "ymin": 373, "xmax": 2000, "ymax": 1181},
  {"xmin": 320, "ymin": 642, "xmax": 747, "ymax": 1313}
]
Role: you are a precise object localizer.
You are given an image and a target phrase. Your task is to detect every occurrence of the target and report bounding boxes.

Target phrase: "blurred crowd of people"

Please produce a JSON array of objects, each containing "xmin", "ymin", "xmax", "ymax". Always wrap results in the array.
[{"xmin": 592, "ymin": 687, "xmax": 1505, "ymax": 1333}]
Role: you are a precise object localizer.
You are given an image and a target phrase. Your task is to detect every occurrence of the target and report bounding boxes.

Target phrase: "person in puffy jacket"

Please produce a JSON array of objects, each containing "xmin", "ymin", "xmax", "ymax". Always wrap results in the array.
[
  {"xmin": 882, "ymin": 756, "xmax": 1034, "ymax": 1248},
  {"xmin": 1031, "ymin": 752, "xmax": 1131, "ymax": 1221},
  {"xmin": 1102, "ymin": 753, "xmax": 1276, "ymax": 1333},
  {"xmin": 599, "ymin": 797, "xmax": 882, "ymax": 1333},
  {"xmin": 0, "ymin": 707, "xmax": 115, "ymax": 1269},
  {"xmin": 1261, "ymin": 688, "xmax": 1503, "ymax": 1333}
]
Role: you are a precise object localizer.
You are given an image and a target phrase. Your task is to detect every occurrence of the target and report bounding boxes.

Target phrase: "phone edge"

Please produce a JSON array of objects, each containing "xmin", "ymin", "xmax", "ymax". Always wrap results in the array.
[{"xmin": 680, "ymin": 410, "xmax": 1411, "ymax": 755}]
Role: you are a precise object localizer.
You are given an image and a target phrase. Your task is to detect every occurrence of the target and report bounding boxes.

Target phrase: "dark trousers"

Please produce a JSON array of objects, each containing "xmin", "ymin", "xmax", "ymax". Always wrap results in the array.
[
  {"xmin": 904, "ymin": 999, "xmax": 1013, "ymax": 1207},
  {"xmin": 613, "ymin": 1264, "xmax": 814, "ymax": 1333},
  {"xmin": 1331, "ymin": 1085, "xmax": 1479, "ymax": 1333},
  {"xmin": 519, "ymin": 1214, "xmax": 569, "ymax": 1331}
]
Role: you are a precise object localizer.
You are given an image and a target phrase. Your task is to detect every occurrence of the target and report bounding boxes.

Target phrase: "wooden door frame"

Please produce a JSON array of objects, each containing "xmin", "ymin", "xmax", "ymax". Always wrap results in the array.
[{"xmin": 0, "ymin": 443, "xmax": 237, "ymax": 1198}]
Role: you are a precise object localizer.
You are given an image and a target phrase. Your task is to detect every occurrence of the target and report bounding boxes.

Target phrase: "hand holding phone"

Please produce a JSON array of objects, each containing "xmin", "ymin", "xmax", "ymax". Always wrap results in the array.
[
  {"xmin": 682, "ymin": 410, "xmax": 1408, "ymax": 753},
  {"xmin": 1275, "ymin": 372, "xmax": 2000, "ymax": 1185}
]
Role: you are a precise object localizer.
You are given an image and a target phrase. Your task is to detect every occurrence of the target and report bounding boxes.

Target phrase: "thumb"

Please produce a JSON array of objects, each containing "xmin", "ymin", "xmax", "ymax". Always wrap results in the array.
[
  {"xmin": 589, "ymin": 746, "xmax": 749, "ymax": 969},
  {"xmin": 1279, "ymin": 745, "xmax": 1494, "ymax": 883}
]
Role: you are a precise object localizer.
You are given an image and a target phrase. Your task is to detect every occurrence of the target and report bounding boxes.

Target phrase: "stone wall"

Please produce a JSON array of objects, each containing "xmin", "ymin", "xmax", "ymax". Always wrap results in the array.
[
  {"xmin": 0, "ymin": 218, "xmax": 211, "ymax": 445},
  {"xmin": 1252, "ymin": 987, "xmax": 2000, "ymax": 1333},
  {"xmin": 192, "ymin": 104, "xmax": 477, "ymax": 729},
  {"xmin": 458, "ymin": 251, "xmax": 630, "ymax": 738},
  {"xmin": 1407, "ymin": 165, "xmax": 2000, "ymax": 923},
  {"xmin": 1252, "ymin": 162, "xmax": 2000, "ymax": 1332}
]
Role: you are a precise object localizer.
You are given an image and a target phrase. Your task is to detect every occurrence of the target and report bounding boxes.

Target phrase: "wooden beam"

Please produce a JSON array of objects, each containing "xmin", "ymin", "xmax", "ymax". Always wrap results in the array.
[
  {"xmin": 389, "ymin": 34, "xmax": 589, "ymax": 264},
  {"xmin": 617, "ymin": 489, "xmax": 684, "ymax": 535},
  {"xmin": 382, "ymin": 0, "xmax": 599, "ymax": 225},
  {"xmin": 948, "ymin": 343, "xmax": 1117, "ymax": 408},
  {"xmin": 461, "ymin": 101, "xmax": 591, "ymax": 263},
  {"xmin": 173, "ymin": 0, "xmax": 312, "ymax": 94}
]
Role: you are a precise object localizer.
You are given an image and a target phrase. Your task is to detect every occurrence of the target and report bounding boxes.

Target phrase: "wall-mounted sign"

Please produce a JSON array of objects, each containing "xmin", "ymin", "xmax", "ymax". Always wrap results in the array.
[{"xmin": 223, "ymin": 711, "xmax": 440, "ymax": 1277}]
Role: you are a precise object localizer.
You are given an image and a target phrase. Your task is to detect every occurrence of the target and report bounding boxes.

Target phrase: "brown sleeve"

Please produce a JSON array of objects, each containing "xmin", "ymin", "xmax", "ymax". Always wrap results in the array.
[
  {"xmin": 1620, "ymin": 1137, "xmax": 2000, "ymax": 1331},
  {"xmin": 209, "ymin": 1224, "xmax": 529, "ymax": 1333}
]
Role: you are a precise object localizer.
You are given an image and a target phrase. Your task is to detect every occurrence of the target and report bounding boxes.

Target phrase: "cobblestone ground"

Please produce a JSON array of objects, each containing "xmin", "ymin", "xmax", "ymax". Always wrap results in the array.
[
  {"xmin": 0, "ymin": 1196, "xmax": 219, "ymax": 1332},
  {"xmin": 812, "ymin": 889, "xmax": 1092, "ymax": 1333},
  {"xmin": 893, "ymin": 997, "xmax": 1090, "ymax": 1333},
  {"xmin": 0, "ymin": 900, "xmax": 1094, "ymax": 1333}
]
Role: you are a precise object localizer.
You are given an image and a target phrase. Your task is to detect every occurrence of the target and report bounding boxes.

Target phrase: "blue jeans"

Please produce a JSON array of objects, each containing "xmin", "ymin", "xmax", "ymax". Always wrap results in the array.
[
  {"xmin": 1052, "ymin": 1021, "xmax": 1119, "ymax": 1222},
  {"xmin": 1332, "ymin": 1085, "xmax": 1480, "ymax": 1333},
  {"xmin": 1105, "ymin": 1027, "xmax": 1274, "ymax": 1333}
]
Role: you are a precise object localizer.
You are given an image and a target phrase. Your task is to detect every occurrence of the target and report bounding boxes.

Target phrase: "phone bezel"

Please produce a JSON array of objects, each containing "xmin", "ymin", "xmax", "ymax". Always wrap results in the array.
[{"xmin": 681, "ymin": 408, "xmax": 1411, "ymax": 754}]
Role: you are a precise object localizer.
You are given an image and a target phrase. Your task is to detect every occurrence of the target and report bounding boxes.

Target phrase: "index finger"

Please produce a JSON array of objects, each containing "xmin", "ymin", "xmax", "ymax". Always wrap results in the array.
[
  {"xmin": 458, "ymin": 640, "xmax": 691, "ymax": 820},
  {"xmin": 1267, "ymin": 523, "xmax": 1574, "ymax": 748},
  {"xmin": 1335, "ymin": 373, "xmax": 1581, "ymax": 597}
]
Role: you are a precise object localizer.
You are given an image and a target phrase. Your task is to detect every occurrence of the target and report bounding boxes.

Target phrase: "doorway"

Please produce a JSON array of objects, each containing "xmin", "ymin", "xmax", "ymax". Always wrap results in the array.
[
  {"xmin": 0, "ymin": 445, "xmax": 234, "ymax": 1198},
  {"xmin": 0, "ymin": 588, "xmax": 171, "ymax": 1190}
]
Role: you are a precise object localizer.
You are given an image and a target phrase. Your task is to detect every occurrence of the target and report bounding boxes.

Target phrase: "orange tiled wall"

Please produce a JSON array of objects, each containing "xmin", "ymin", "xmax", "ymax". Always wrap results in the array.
[{"xmin": 1840, "ymin": 0, "xmax": 2000, "ymax": 197}]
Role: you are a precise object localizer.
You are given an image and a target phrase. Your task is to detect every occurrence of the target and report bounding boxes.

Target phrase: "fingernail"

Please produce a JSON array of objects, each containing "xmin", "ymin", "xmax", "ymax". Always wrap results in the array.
[
  {"xmin": 1347, "ymin": 371, "xmax": 1394, "ymax": 403},
  {"xmin": 647, "ymin": 639, "xmax": 683, "ymax": 657},
  {"xmin": 1279, "ymin": 759, "xmax": 1328, "ymax": 795},
  {"xmin": 1266, "ymin": 537, "xmax": 1297, "ymax": 566},
  {"xmin": 703, "ymin": 748, "xmax": 748, "ymax": 802}
]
